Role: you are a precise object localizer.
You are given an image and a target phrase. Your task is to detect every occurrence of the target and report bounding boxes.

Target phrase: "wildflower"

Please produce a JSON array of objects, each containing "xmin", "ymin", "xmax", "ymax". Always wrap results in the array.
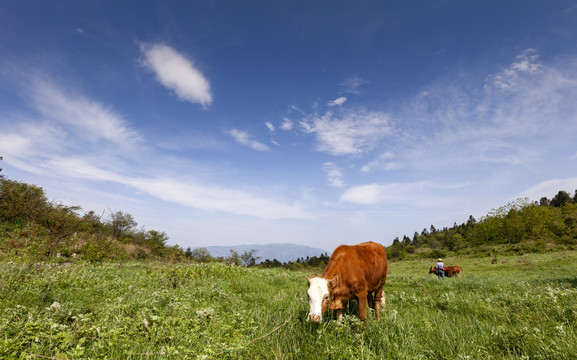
[{"xmin": 49, "ymin": 301, "xmax": 61, "ymax": 310}]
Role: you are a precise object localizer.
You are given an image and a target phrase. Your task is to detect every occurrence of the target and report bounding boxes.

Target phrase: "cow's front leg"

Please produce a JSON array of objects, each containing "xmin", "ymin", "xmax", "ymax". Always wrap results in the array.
[{"xmin": 357, "ymin": 291, "xmax": 368, "ymax": 321}]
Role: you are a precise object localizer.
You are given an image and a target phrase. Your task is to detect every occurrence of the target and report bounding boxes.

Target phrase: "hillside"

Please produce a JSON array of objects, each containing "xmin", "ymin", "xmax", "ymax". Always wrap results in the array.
[{"xmin": 386, "ymin": 191, "xmax": 577, "ymax": 261}]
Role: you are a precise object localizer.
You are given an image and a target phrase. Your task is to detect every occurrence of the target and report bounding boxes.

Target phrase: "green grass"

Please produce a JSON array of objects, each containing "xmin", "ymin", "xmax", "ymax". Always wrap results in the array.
[{"xmin": 1, "ymin": 251, "xmax": 577, "ymax": 359}]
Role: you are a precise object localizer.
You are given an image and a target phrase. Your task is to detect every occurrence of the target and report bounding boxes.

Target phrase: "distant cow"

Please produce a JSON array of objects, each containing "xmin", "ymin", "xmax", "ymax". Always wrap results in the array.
[
  {"xmin": 429, "ymin": 265, "xmax": 462, "ymax": 278},
  {"xmin": 307, "ymin": 241, "xmax": 388, "ymax": 323}
]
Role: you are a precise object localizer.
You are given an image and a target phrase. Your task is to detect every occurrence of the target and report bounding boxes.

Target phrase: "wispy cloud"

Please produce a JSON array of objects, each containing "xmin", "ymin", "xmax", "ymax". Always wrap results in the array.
[
  {"xmin": 32, "ymin": 81, "xmax": 142, "ymax": 149},
  {"xmin": 280, "ymin": 118, "xmax": 294, "ymax": 131},
  {"xmin": 361, "ymin": 152, "xmax": 396, "ymax": 173},
  {"xmin": 488, "ymin": 49, "xmax": 541, "ymax": 91},
  {"xmin": 323, "ymin": 162, "xmax": 345, "ymax": 188},
  {"xmin": 40, "ymin": 156, "xmax": 310, "ymax": 219},
  {"xmin": 299, "ymin": 108, "xmax": 392, "ymax": 156},
  {"xmin": 340, "ymin": 76, "xmax": 367, "ymax": 95},
  {"xmin": 226, "ymin": 128, "xmax": 270, "ymax": 152},
  {"xmin": 521, "ymin": 177, "xmax": 577, "ymax": 201},
  {"xmin": 140, "ymin": 43, "xmax": 213, "ymax": 108},
  {"xmin": 328, "ymin": 96, "xmax": 347, "ymax": 107},
  {"xmin": 128, "ymin": 177, "xmax": 310, "ymax": 219}
]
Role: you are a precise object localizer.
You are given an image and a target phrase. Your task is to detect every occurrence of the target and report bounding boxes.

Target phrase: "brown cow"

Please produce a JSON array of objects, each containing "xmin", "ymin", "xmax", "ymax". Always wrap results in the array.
[
  {"xmin": 429, "ymin": 265, "xmax": 462, "ymax": 278},
  {"xmin": 306, "ymin": 241, "xmax": 388, "ymax": 323}
]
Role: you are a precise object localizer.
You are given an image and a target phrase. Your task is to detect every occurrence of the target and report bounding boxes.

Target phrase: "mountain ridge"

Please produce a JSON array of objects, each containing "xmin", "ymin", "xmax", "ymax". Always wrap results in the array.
[{"xmin": 200, "ymin": 243, "xmax": 330, "ymax": 264}]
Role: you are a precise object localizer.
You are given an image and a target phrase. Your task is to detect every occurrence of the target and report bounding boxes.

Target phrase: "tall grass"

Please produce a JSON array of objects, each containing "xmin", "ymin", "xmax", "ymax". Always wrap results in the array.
[{"xmin": 1, "ymin": 251, "xmax": 577, "ymax": 359}]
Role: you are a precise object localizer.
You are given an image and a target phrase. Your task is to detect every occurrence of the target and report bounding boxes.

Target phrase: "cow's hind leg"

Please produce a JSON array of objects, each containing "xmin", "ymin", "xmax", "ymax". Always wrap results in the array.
[
  {"xmin": 373, "ymin": 287, "xmax": 385, "ymax": 320},
  {"xmin": 367, "ymin": 292, "xmax": 375, "ymax": 310}
]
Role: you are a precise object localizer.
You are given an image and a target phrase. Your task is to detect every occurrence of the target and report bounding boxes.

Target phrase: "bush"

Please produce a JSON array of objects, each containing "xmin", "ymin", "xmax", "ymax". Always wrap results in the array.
[{"xmin": 80, "ymin": 239, "xmax": 111, "ymax": 262}]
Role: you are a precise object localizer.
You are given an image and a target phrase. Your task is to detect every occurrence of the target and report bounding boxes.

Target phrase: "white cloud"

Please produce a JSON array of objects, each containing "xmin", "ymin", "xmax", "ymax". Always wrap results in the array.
[
  {"xmin": 340, "ymin": 76, "xmax": 367, "ymax": 95},
  {"xmin": 32, "ymin": 81, "xmax": 142, "ymax": 149},
  {"xmin": 280, "ymin": 118, "xmax": 294, "ymax": 131},
  {"xmin": 323, "ymin": 162, "xmax": 345, "ymax": 188},
  {"xmin": 396, "ymin": 48, "xmax": 577, "ymax": 171},
  {"xmin": 39, "ymin": 156, "xmax": 311, "ymax": 220},
  {"xmin": 361, "ymin": 152, "xmax": 396, "ymax": 173},
  {"xmin": 487, "ymin": 48, "xmax": 541, "ymax": 91},
  {"xmin": 265, "ymin": 122, "xmax": 275, "ymax": 132},
  {"xmin": 140, "ymin": 43, "xmax": 213, "ymax": 108},
  {"xmin": 226, "ymin": 129, "xmax": 270, "ymax": 152},
  {"xmin": 520, "ymin": 177, "xmax": 577, "ymax": 201},
  {"xmin": 128, "ymin": 177, "xmax": 311, "ymax": 219},
  {"xmin": 340, "ymin": 183, "xmax": 384, "ymax": 205},
  {"xmin": 340, "ymin": 182, "xmax": 432, "ymax": 206},
  {"xmin": 299, "ymin": 108, "xmax": 392, "ymax": 156},
  {"xmin": 328, "ymin": 96, "xmax": 347, "ymax": 107}
]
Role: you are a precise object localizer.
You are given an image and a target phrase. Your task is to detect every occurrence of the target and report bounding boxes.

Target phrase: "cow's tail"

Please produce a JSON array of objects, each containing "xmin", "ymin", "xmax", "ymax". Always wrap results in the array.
[{"xmin": 380, "ymin": 293, "xmax": 386, "ymax": 309}]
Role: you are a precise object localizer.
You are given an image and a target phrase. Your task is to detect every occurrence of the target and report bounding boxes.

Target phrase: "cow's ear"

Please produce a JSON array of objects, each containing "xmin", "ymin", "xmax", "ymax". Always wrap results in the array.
[
  {"xmin": 328, "ymin": 274, "xmax": 338, "ymax": 289},
  {"xmin": 306, "ymin": 274, "xmax": 317, "ymax": 285}
]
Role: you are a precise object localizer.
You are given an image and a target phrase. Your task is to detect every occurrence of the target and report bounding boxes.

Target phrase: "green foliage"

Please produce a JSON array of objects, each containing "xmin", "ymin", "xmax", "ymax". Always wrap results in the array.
[
  {"xmin": 0, "ymin": 179, "xmax": 48, "ymax": 223},
  {"xmin": 240, "ymin": 249, "xmax": 260, "ymax": 266},
  {"xmin": 388, "ymin": 193, "xmax": 577, "ymax": 260},
  {"xmin": 1, "ymin": 252, "xmax": 577, "ymax": 358},
  {"xmin": 0, "ymin": 177, "xmax": 180, "ymax": 262},
  {"xmin": 188, "ymin": 247, "xmax": 212, "ymax": 263}
]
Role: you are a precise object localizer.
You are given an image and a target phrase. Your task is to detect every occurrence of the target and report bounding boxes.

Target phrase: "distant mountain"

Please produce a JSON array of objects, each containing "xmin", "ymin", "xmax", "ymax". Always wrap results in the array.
[{"xmin": 201, "ymin": 243, "xmax": 330, "ymax": 264}]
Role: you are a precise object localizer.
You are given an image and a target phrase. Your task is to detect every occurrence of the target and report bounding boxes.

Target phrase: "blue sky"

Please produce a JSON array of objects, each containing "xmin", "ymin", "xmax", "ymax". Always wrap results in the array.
[{"xmin": 1, "ymin": 1, "xmax": 577, "ymax": 252}]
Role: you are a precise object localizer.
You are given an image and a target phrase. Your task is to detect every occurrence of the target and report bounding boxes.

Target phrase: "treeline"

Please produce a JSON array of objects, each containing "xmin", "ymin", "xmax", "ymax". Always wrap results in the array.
[
  {"xmin": 387, "ymin": 190, "xmax": 577, "ymax": 260},
  {"xmin": 3, "ymin": 168, "xmax": 577, "ymax": 264},
  {"xmin": 184, "ymin": 246, "xmax": 331, "ymax": 270},
  {"xmin": 0, "ymin": 177, "xmax": 184, "ymax": 261}
]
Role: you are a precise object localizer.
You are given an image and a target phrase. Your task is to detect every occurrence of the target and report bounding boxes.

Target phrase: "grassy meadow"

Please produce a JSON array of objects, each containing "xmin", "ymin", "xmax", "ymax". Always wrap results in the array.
[{"xmin": 1, "ymin": 251, "xmax": 577, "ymax": 359}]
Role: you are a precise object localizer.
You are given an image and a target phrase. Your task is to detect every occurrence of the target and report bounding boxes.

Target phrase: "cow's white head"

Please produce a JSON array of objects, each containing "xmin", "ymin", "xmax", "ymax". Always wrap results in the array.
[{"xmin": 306, "ymin": 274, "xmax": 337, "ymax": 323}]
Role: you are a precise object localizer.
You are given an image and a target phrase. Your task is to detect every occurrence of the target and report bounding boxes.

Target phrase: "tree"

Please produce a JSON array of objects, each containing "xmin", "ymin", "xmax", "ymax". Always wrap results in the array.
[
  {"xmin": 144, "ymin": 230, "xmax": 169, "ymax": 254},
  {"xmin": 551, "ymin": 191, "xmax": 572, "ymax": 207},
  {"xmin": 226, "ymin": 249, "xmax": 242, "ymax": 266},
  {"xmin": 39, "ymin": 202, "xmax": 83, "ymax": 255},
  {"xmin": 190, "ymin": 247, "xmax": 212, "ymax": 263},
  {"xmin": 402, "ymin": 235, "xmax": 411, "ymax": 244},
  {"xmin": 539, "ymin": 197, "xmax": 550, "ymax": 207},
  {"xmin": 106, "ymin": 210, "xmax": 137, "ymax": 240},
  {"xmin": 240, "ymin": 249, "xmax": 260, "ymax": 266},
  {"xmin": 0, "ymin": 178, "xmax": 49, "ymax": 223}
]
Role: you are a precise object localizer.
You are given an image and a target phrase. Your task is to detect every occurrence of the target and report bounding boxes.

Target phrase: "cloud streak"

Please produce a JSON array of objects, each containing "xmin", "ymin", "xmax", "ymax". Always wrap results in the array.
[{"xmin": 226, "ymin": 129, "xmax": 270, "ymax": 152}]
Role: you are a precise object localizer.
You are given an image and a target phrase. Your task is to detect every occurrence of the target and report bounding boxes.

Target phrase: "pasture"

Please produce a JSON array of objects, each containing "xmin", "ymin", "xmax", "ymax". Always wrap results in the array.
[{"xmin": 1, "ymin": 251, "xmax": 577, "ymax": 359}]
